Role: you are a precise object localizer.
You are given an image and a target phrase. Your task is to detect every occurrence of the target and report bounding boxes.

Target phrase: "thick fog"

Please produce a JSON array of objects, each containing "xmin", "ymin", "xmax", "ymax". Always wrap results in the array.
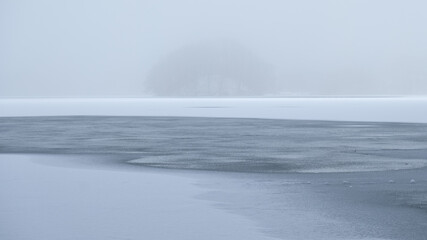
[{"xmin": 1, "ymin": 0, "xmax": 427, "ymax": 97}]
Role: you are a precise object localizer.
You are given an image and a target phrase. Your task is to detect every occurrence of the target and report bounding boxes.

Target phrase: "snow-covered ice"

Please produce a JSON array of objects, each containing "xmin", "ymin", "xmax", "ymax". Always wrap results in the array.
[{"xmin": 1, "ymin": 97, "xmax": 427, "ymax": 123}]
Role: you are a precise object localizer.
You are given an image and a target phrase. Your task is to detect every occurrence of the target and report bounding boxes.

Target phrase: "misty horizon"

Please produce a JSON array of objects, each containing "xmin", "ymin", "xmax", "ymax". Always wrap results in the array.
[{"xmin": 1, "ymin": 0, "xmax": 427, "ymax": 97}]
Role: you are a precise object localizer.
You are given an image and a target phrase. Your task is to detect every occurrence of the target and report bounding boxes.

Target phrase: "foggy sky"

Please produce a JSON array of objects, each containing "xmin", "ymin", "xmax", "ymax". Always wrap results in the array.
[{"xmin": 1, "ymin": 0, "xmax": 427, "ymax": 97}]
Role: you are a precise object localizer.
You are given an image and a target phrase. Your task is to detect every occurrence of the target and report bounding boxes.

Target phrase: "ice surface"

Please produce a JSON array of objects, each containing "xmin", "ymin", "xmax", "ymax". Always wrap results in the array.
[
  {"xmin": 0, "ymin": 154, "xmax": 278, "ymax": 240},
  {"xmin": 4, "ymin": 154, "xmax": 425, "ymax": 240}
]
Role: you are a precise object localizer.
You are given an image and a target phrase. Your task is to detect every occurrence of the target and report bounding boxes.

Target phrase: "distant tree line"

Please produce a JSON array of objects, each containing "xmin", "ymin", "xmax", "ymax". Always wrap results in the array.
[{"xmin": 145, "ymin": 41, "xmax": 277, "ymax": 96}]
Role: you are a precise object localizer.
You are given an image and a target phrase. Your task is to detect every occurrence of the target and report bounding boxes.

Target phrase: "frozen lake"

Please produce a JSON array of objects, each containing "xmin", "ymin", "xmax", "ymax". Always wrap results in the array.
[{"xmin": 1, "ymin": 98, "xmax": 427, "ymax": 239}]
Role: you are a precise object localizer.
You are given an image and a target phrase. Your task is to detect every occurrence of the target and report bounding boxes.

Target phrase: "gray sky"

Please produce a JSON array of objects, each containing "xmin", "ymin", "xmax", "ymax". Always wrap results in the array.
[{"xmin": 1, "ymin": 0, "xmax": 427, "ymax": 97}]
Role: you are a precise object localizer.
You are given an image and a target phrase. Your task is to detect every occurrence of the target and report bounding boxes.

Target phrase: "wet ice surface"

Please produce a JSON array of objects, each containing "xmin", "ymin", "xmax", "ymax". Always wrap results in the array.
[
  {"xmin": 1, "ymin": 116, "xmax": 427, "ymax": 239},
  {"xmin": 1, "ymin": 116, "xmax": 427, "ymax": 173}
]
